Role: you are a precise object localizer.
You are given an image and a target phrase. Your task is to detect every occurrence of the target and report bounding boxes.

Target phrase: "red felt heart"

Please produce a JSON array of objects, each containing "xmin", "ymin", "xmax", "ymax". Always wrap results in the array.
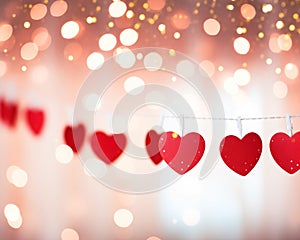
[
  {"xmin": 270, "ymin": 132, "xmax": 300, "ymax": 174},
  {"xmin": 158, "ymin": 132, "xmax": 205, "ymax": 175},
  {"xmin": 90, "ymin": 131, "xmax": 127, "ymax": 164},
  {"xmin": 1, "ymin": 99, "xmax": 18, "ymax": 128},
  {"xmin": 25, "ymin": 108, "xmax": 45, "ymax": 135},
  {"xmin": 145, "ymin": 130, "xmax": 163, "ymax": 165},
  {"xmin": 220, "ymin": 133, "xmax": 262, "ymax": 176},
  {"xmin": 63, "ymin": 124, "xmax": 86, "ymax": 153}
]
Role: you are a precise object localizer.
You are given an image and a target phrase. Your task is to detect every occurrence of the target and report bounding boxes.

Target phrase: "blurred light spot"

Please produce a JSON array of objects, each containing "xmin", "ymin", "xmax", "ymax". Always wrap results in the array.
[
  {"xmin": 172, "ymin": 218, "xmax": 178, "ymax": 224},
  {"xmin": 262, "ymin": 3, "xmax": 273, "ymax": 13},
  {"xmin": 158, "ymin": 24, "xmax": 166, "ymax": 32},
  {"xmin": 114, "ymin": 47, "xmax": 136, "ymax": 69},
  {"xmin": 266, "ymin": 58, "xmax": 272, "ymax": 65},
  {"xmin": 199, "ymin": 60, "xmax": 215, "ymax": 77},
  {"xmin": 99, "ymin": 33, "xmax": 117, "ymax": 51},
  {"xmin": 171, "ymin": 11, "xmax": 190, "ymax": 30},
  {"xmin": 64, "ymin": 42, "xmax": 83, "ymax": 62},
  {"xmin": 4, "ymin": 204, "xmax": 21, "ymax": 222},
  {"xmin": 139, "ymin": 14, "xmax": 146, "ymax": 21},
  {"xmin": 273, "ymin": 81, "xmax": 288, "ymax": 99},
  {"xmin": 182, "ymin": 208, "xmax": 200, "ymax": 226},
  {"xmin": 176, "ymin": 60, "xmax": 195, "ymax": 78},
  {"xmin": 276, "ymin": 20, "xmax": 284, "ymax": 30},
  {"xmin": 136, "ymin": 53, "xmax": 143, "ymax": 60},
  {"xmin": 240, "ymin": 4, "xmax": 256, "ymax": 21},
  {"xmin": 31, "ymin": 65, "xmax": 49, "ymax": 83},
  {"xmin": 284, "ymin": 63, "xmax": 298, "ymax": 80},
  {"xmin": 7, "ymin": 216, "xmax": 22, "ymax": 229},
  {"xmin": 109, "ymin": 1, "xmax": 127, "ymax": 18},
  {"xmin": 55, "ymin": 144, "xmax": 74, "ymax": 164},
  {"xmin": 84, "ymin": 158, "xmax": 107, "ymax": 178},
  {"xmin": 6, "ymin": 166, "xmax": 19, "ymax": 183},
  {"xmin": 173, "ymin": 32, "xmax": 181, "ymax": 39},
  {"xmin": 258, "ymin": 32, "xmax": 264, "ymax": 38},
  {"xmin": 147, "ymin": 237, "xmax": 161, "ymax": 240},
  {"xmin": 61, "ymin": 21, "xmax": 80, "ymax": 39},
  {"xmin": 24, "ymin": 21, "xmax": 31, "ymax": 29},
  {"xmin": 148, "ymin": 0, "xmax": 166, "ymax": 11},
  {"xmin": 11, "ymin": 168, "xmax": 28, "ymax": 188},
  {"xmin": 30, "ymin": 3, "xmax": 47, "ymax": 20},
  {"xmin": 83, "ymin": 93, "xmax": 101, "ymax": 111},
  {"xmin": 233, "ymin": 68, "xmax": 251, "ymax": 86},
  {"xmin": 61, "ymin": 228, "xmax": 79, "ymax": 240},
  {"xmin": 171, "ymin": 76, "xmax": 177, "ymax": 82},
  {"xmin": 203, "ymin": 18, "xmax": 221, "ymax": 36},
  {"xmin": 20, "ymin": 42, "xmax": 38, "ymax": 60},
  {"xmin": 32, "ymin": 27, "xmax": 52, "ymax": 51},
  {"xmin": 108, "ymin": 21, "xmax": 114, "ymax": 28},
  {"xmin": 86, "ymin": 52, "xmax": 104, "ymax": 70},
  {"xmin": 0, "ymin": 61, "xmax": 7, "ymax": 77},
  {"xmin": 143, "ymin": 52, "xmax": 163, "ymax": 71},
  {"xmin": 277, "ymin": 34, "xmax": 292, "ymax": 51},
  {"xmin": 269, "ymin": 33, "xmax": 281, "ymax": 53},
  {"xmin": 126, "ymin": 10, "xmax": 134, "ymax": 19},
  {"xmin": 0, "ymin": 23, "xmax": 13, "ymax": 42},
  {"xmin": 275, "ymin": 67, "xmax": 282, "ymax": 75},
  {"xmin": 233, "ymin": 37, "xmax": 250, "ymax": 55},
  {"xmin": 289, "ymin": 24, "xmax": 296, "ymax": 31},
  {"xmin": 224, "ymin": 77, "xmax": 239, "ymax": 95},
  {"xmin": 218, "ymin": 65, "xmax": 224, "ymax": 72},
  {"xmin": 119, "ymin": 28, "xmax": 138, "ymax": 46},
  {"xmin": 226, "ymin": 4, "xmax": 234, "ymax": 11},
  {"xmin": 50, "ymin": 0, "xmax": 68, "ymax": 17},
  {"xmin": 124, "ymin": 76, "xmax": 145, "ymax": 95},
  {"xmin": 114, "ymin": 209, "xmax": 134, "ymax": 228}
]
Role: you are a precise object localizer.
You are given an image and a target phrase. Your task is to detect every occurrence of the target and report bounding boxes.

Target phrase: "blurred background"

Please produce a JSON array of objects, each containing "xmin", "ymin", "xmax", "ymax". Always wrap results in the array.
[{"xmin": 1, "ymin": 0, "xmax": 300, "ymax": 239}]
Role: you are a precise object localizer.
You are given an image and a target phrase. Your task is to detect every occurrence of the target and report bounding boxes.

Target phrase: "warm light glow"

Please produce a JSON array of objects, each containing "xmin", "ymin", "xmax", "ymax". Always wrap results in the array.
[
  {"xmin": 99, "ymin": 33, "xmax": 117, "ymax": 51},
  {"xmin": 173, "ymin": 31, "xmax": 181, "ymax": 39},
  {"xmin": 266, "ymin": 58, "xmax": 272, "ymax": 65},
  {"xmin": 20, "ymin": 42, "xmax": 39, "ymax": 60},
  {"xmin": 50, "ymin": 0, "xmax": 68, "ymax": 17},
  {"xmin": 126, "ymin": 10, "xmax": 134, "ymax": 19},
  {"xmin": 158, "ymin": 24, "xmax": 166, "ymax": 32},
  {"xmin": 55, "ymin": 144, "xmax": 74, "ymax": 164},
  {"xmin": 277, "ymin": 34, "xmax": 292, "ymax": 51},
  {"xmin": 233, "ymin": 37, "xmax": 250, "ymax": 55},
  {"xmin": 4, "ymin": 204, "xmax": 21, "ymax": 222},
  {"xmin": 114, "ymin": 209, "xmax": 134, "ymax": 228},
  {"xmin": 171, "ymin": 11, "xmax": 191, "ymax": 30},
  {"xmin": 203, "ymin": 18, "xmax": 221, "ymax": 36},
  {"xmin": 147, "ymin": 237, "xmax": 161, "ymax": 240},
  {"xmin": 24, "ymin": 21, "xmax": 31, "ymax": 29},
  {"xmin": 61, "ymin": 228, "xmax": 79, "ymax": 240},
  {"xmin": 11, "ymin": 168, "xmax": 28, "ymax": 188},
  {"xmin": 64, "ymin": 42, "xmax": 83, "ymax": 61},
  {"xmin": 284, "ymin": 63, "xmax": 299, "ymax": 80},
  {"xmin": 7, "ymin": 216, "xmax": 23, "ymax": 229},
  {"xmin": 61, "ymin": 21, "xmax": 80, "ymax": 39},
  {"xmin": 199, "ymin": 60, "xmax": 215, "ymax": 77},
  {"xmin": 124, "ymin": 76, "xmax": 145, "ymax": 95},
  {"xmin": 109, "ymin": 1, "xmax": 127, "ymax": 18},
  {"xmin": 240, "ymin": 4, "xmax": 256, "ymax": 21},
  {"xmin": 226, "ymin": 4, "xmax": 234, "ymax": 11},
  {"xmin": 269, "ymin": 33, "xmax": 281, "ymax": 53},
  {"xmin": 119, "ymin": 28, "xmax": 138, "ymax": 46},
  {"xmin": 273, "ymin": 81, "xmax": 288, "ymax": 99},
  {"xmin": 0, "ymin": 60, "xmax": 7, "ymax": 77},
  {"xmin": 276, "ymin": 20, "xmax": 284, "ymax": 30},
  {"xmin": 148, "ymin": 0, "xmax": 166, "ymax": 11},
  {"xmin": 262, "ymin": 3, "xmax": 273, "ymax": 13},
  {"xmin": 0, "ymin": 23, "xmax": 13, "ymax": 42},
  {"xmin": 86, "ymin": 52, "xmax": 105, "ymax": 70},
  {"xmin": 275, "ymin": 67, "xmax": 282, "ymax": 75},
  {"xmin": 30, "ymin": 3, "xmax": 48, "ymax": 20},
  {"xmin": 233, "ymin": 68, "xmax": 251, "ymax": 86},
  {"xmin": 32, "ymin": 27, "xmax": 52, "ymax": 51}
]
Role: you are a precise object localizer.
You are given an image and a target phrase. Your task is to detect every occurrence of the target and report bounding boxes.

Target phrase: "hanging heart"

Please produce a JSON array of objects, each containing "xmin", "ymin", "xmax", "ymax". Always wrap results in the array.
[
  {"xmin": 145, "ymin": 130, "xmax": 163, "ymax": 165},
  {"xmin": 63, "ymin": 123, "xmax": 86, "ymax": 153},
  {"xmin": 220, "ymin": 132, "xmax": 262, "ymax": 176},
  {"xmin": 4, "ymin": 100, "xmax": 18, "ymax": 128},
  {"xmin": 270, "ymin": 132, "xmax": 300, "ymax": 174},
  {"xmin": 158, "ymin": 132, "xmax": 205, "ymax": 175},
  {"xmin": 25, "ymin": 108, "xmax": 45, "ymax": 135},
  {"xmin": 90, "ymin": 131, "xmax": 127, "ymax": 164},
  {"xmin": 0, "ymin": 98, "xmax": 6, "ymax": 123}
]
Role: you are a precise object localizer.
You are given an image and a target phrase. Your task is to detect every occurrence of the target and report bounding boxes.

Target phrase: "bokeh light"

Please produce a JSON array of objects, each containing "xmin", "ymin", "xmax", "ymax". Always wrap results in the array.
[
  {"xmin": 64, "ymin": 42, "xmax": 83, "ymax": 62},
  {"xmin": 182, "ymin": 208, "xmax": 200, "ymax": 226},
  {"xmin": 6, "ymin": 166, "xmax": 19, "ymax": 183},
  {"xmin": 284, "ymin": 63, "xmax": 299, "ymax": 80},
  {"xmin": 109, "ymin": 1, "xmax": 127, "ymax": 18},
  {"xmin": 11, "ymin": 168, "xmax": 28, "ymax": 188},
  {"xmin": 23, "ymin": 21, "xmax": 31, "ymax": 29},
  {"xmin": 176, "ymin": 60, "xmax": 195, "ymax": 78},
  {"xmin": 119, "ymin": 28, "xmax": 138, "ymax": 46},
  {"xmin": 114, "ymin": 47, "xmax": 136, "ymax": 69},
  {"xmin": 61, "ymin": 21, "xmax": 80, "ymax": 39},
  {"xmin": 7, "ymin": 216, "xmax": 23, "ymax": 229},
  {"xmin": 273, "ymin": 81, "xmax": 288, "ymax": 99},
  {"xmin": 30, "ymin": 3, "xmax": 48, "ymax": 21},
  {"xmin": 50, "ymin": 0, "xmax": 68, "ymax": 17},
  {"xmin": 262, "ymin": 3, "xmax": 273, "ymax": 13},
  {"xmin": 20, "ymin": 42, "xmax": 39, "ymax": 60},
  {"xmin": 55, "ymin": 144, "xmax": 74, "ymax": 164},
  {"xmin": 99, "ymin": 33, "xmax": 117, "ymax": 51},
  {"xmin": 61, "ymin": 228, "xmax": 79, "ymax": 240},
  {"xmin": 147, "ymin": 237, "xmax": 161, "ymax": 240},
  {"xmin": 148, "ymin": 0, "xmax": 166, "ymax": 11},
  {"xmin": 124, "ymin": 76, "xmax": 145, "ymax": 95},
  {"xmin": 4, "ymin": 204, "xmax": 21, "ymax": 222},
  {"xmin": 240, "ymin": 4, "xmax": 256, "ymax": 21},
  {"xmin": 233, "ymin": 37, "xmax": 250, "ymax": 55},
  {"xmin": 277, "ymin": 34, "xmax": 292, "ymax": 51},
  {"xmin": 86, "ymin": 52, "xmax": 105, "ymax": 70},
  {"xmin": 32, "ymin": 27, "xmax": 52, "ymax": 51},
  {"xmin": 114, "ymin": 209, "xmax": 134, "ymax": 228},
  {"xmin": 269, "ymin": 33, "xmax": 281, "ymax": 53},
  {"xmin": 171, "ymin": 11, "xmax": 191, "ymax": 30},
  {"xmin": 233, "ymin": 68, "xmax": 251, "ymax": 86},
  {"xmin": 143, "ymin": 52, "xmax": 163, "ymax": 71},
  {"xmin": 203, "ymin": 18, "xmax": 221, "ymax": 36},
  {"xmin": 199, "ymin": 60, "xmax": 215, "ymax": 77},
  {"xmin": 0, "ymin": 23, "xmax": 13, "ymax": 41},
  {"xmin": 0, "ymin": 60, "xmax": 7, "ymax": 77}
]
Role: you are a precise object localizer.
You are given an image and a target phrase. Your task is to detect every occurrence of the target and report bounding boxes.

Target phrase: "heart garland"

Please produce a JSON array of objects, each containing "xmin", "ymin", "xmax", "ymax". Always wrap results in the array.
[
  {"xmin": 0, "ymin": 98, "xmax": 18, "ymax": 128},
  {"xmin": 145, "ymin": 130, "xmax": 163, "ymax": 165},
  {"xmin": 25, "ymin": 108, "xmax": 45, "ymax": 135},
  {"xmin": 63, "ymin": 124, "xmax": 86, "ymax": 153}
]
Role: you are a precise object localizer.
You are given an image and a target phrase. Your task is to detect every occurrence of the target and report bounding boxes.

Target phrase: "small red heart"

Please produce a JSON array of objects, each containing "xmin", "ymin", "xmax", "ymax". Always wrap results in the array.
[
  {"xmin": 63, "ymin": 124, "xmax": 86, "ymax": 153},
  {"xmin": 159, "ymin": 132, "xmax": 205, "ymax": 175},
  {"xmin": 270, "ymin": 132, "xmax": 300, "ymax": 174},
  {"xmin": 145, "ymin": 130, "xmax": 163, "ymax": 165},
  {"xmin": 0, "ymin": 98, "xmax": 6, "ymax": 123},
  {"xmin": 25, "ymin": 108, "xmax": 45, "ymax": 135},
  {"xmin": 1, "ymin": 99, "xmax": 18, "ymax": 128},
  {"xmin": 90, "ymin": 131, "xmax": 127, "ymax": 164},
  {"xmin": 220, "ymin": 133, "xmax": 262, "ymax": 176}
]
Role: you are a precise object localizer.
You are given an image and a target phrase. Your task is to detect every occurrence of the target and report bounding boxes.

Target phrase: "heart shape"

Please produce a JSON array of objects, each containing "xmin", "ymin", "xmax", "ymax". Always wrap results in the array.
[
  {"xmin": 0, "ymin": 98, "xmax": 6, "ymax": 123},
  {"xmin": 1, "ymin": 99, "xmax": 18, "ymax": 128},
  {"xmin": 64, "ymin": 124, "xmax": 86, "ymax": 153},
  {"xmin": 25, "ymin": 108, "xmax": 45, "ymax": 135},
  {"xmin": 90, "ymin": 131, "xmax": 127, "ymax": 164},
  {"xmin": 145, "ymin": 130, "xmax": 163, "ymax": 165},
  {"xmin": 158, "ymin": 132, "xmax": 205, "ymax": 175},
  {"xmin": 220, "ymin": 132, "xmax": 262, "ymax": 176},
  {"xmin": 270, "ymin": 132, "xmax": 300, "ymax": 174}
]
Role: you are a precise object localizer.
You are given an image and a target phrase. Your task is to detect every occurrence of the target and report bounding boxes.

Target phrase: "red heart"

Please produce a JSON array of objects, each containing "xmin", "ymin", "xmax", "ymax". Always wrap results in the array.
[
  {"xmin": 270, "ymin": 132, "xmax": 300, "ymax": 174},
  {"xmin": 0, "ymin": 98, "xmax": 6, "ymax": 123},
  {"xmin": 145, "ymin": 130, "xmax": 163, "ymax": 165},
  {"xmin": 25, "ymin": 108, "xmax": 45, "ymax": 135},
  {"xmin": 158, "ymin": 132, "xmax": 205, "ymax": 175},
  {"xmin": 220, "ymin": 133, "xmax": 262, "ymax": 176},
  {"xmin": 90, "ymin": 131, "xmax": 127, "ymax": 164},
  {"xmin": 63, "ymin": 124, "xmax": 86, "ymax": 153},
  {"xmin": 1, "ymin": 99, "xmax": 18, "ymax": 128}
]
